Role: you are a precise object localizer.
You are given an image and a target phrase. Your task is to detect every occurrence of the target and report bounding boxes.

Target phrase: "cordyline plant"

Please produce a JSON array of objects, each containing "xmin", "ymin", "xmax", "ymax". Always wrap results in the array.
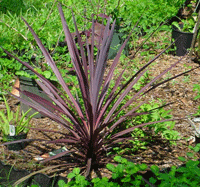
[{"xmin": 1, "ymin": 3, "xmax": 198, "ymax": 183}]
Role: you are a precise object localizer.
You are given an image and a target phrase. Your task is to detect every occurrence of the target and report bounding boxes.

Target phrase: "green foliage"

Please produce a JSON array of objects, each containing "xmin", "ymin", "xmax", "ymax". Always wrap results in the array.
[
  {"xmin": 0, "ymin": 0, "xmax": 26, "ymax": 15},
  {"xmin": 56, "ymin": 156, "xmax": 147, "ymax": 187},
  {"xmin": 133, "ymin": 72, "xmax": 150, "ymax": 91},
  {"xmin": 109, "ymin": 56, "xmax": 180, "ymax": 155},
  {"xmin": 111, "ymin": 100, "xmax": 180, "ymax": 155},
  {"xmin": 0, "ymin": 96, "xmax": 38, "ymax": 141},
  {"xmin": 61, "ymin": 168, "xmax": 89, "ymax": 187},
  {"xmin": 0, "ymin": 47, "xmax": 22, "ymax": 99},
  {"xmin": 118, "ymin": 0, "xmax": 185, "ymax": 34},
  {"xmin": 189, "ymin": 143, "xmax": 200, "ymax": 153},
  {"xmin": 172, "ymin": 14, "xmax": 197, "ymax": 33},
  {"xmin": 193, "ymin": 84, "xmax": 200, "ymax": 100},
  {"xmin": 150, "ymin": 160, "xmax": 200, "ymax": 186},
  {"xmin": 106, "ymin": 156, "xmax": 147, "ymax": 186},
  {"xmin": 91, "ymin": 177, "xmax": 119, "ymax": 187},
  {"xmin": 0, "ymin": 43, "xmax": 73, "ymax": 98},
  {"xmin": 134, "ymin": 101, "xmax": 179, "ymax": 140},
  {"xmin": 149, "ymin": 143, "xmax": 200, "ymax": 186},
  {"xmin": 193, "ymin": 84, "xmax": 200, "ymax": 116},
  {"xmin": 0, "ymin": 0, "xmax": 73, "ymax": 96},
  {"xmin": 178, "ymin": 143, "xmax": 200, "ymax": 162}
]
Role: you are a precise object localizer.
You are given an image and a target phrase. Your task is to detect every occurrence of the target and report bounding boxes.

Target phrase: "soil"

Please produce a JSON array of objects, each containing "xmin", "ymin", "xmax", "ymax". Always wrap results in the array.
[{"xmin": 0, "ymin": 32, "xmax": 200, "ymax": 179}]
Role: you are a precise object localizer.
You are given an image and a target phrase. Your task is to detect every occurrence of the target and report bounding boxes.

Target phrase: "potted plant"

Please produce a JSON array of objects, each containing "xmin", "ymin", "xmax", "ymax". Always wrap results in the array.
[
  {"xmin": 0, "ymin": 96, "xmax": 38, "ymax": 150},
  {"xmin": 172, "ymin": 14, "xmax": 197, "ymax": 56}
]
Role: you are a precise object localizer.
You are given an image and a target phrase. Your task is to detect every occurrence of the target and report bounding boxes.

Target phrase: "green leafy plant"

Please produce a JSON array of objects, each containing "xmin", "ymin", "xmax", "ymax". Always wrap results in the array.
[
  {"xmin": 1, "ymin": 2, "xmax": 198, "ymax": 186},
  {"xmin": 149, "ymin": 143, "xmax": 200, "ymax": 186},
  {"xmin": 62, "ymin": 168, "xmax": 90, "ymax": 187},
  {"xmin": 178, "ymin": 143, "xmax": 200, "ymax": 163},
  {"xmin": 58, "ymin": 156, "xmax": 148, "ymax": 187},
  {"xmin": 0, "ymin": 95, "xmax": 38, "ymax": 141},
  {"xmin": 110, "ymin": 100, "xmax": 180, "ymax": 155},
  {"xmin": 137, "ymin": 102, "xmax": 179, "ymax": 140},
  {"xmin": 193, "ymin": 84, "xmax": 200, "ymax": 100},
  {"xmin": 193, "ymin": 84, "xmax": 200, "ymax": 116},
  {"xmin": 117, "ymin": 0, "xmax": 185, "ymax": 34},
  {"xmin": 172, "ymin": 14, "xmax": 197, "ymax": 33},
  {"xmin": 106, "ymin": 156, "xmax": 147, "ymax": 186},
  {"xmin": 171, "ymin": 0, "xmax": 199, "ymax": 33}
]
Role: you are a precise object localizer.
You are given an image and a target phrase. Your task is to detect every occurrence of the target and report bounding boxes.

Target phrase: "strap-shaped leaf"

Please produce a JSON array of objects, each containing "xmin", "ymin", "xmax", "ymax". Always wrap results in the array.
[
  {"xmin": 22, "ymin": 16, "xmax": 86, "ymax": 127},
  {"xmin": 91, "ymin": 19, "xmax": 115, "ymax": 116},
  {"xmin": 110, "ymin": 118, "xmax": 182, "ymax": 139}
]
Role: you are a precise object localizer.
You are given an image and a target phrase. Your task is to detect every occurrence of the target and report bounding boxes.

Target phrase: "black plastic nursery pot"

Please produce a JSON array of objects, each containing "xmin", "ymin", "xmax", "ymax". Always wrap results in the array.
[
  {"xmin": 108, "ymin": 24, "xmax": 129, "ymax": 59},
  {"xmin": 19, "ymin": 69, "xmax": 53, "ymax": 118},
  {"xmin": 20, "ymin": 75, "xmax": 44, "ymax": 118},
  {"xmin": 0, "ymin": 161, "xmax": 68, "ymax": 187},
  {"xmin": 172, "ymin": 25, "xmax": 194, "ymax": 56},
  {"xmin": 6, "ymin": 133, "xmax": 27, "ymax": 151}
]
